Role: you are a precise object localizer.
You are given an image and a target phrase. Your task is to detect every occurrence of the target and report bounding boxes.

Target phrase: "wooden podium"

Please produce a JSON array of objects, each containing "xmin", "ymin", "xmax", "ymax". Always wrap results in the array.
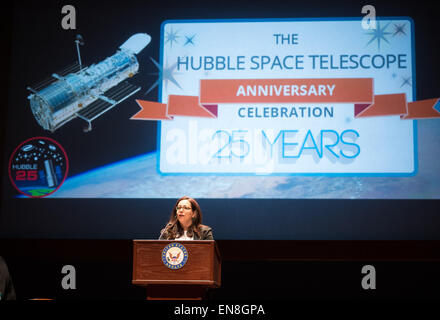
[{"xmin": 132, "ymin": 240, "xmax": 221, "ymax": 300}]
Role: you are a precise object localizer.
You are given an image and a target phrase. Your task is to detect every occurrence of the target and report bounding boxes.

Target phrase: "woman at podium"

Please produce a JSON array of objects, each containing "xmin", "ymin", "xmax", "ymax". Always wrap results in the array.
[{"xmin": 159, "ymin": 196, "xmax": 213, "ymax": 240}]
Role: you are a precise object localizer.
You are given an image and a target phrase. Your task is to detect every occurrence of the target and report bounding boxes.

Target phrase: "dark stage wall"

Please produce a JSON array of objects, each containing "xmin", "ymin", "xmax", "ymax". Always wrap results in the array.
[{"xmin": 1, "ymin": 239, "xmax": 439, "ymax": 300}]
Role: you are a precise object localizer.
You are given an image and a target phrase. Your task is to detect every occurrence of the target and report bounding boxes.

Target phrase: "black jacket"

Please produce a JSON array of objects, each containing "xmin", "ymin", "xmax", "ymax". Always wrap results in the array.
[
  {"xmin": 0, "ymin": 257, "xmax": 16, "ymax": 301},
  {"xmin": 159, "ymin": 225, "xmax": 213, "ymax": 240}
]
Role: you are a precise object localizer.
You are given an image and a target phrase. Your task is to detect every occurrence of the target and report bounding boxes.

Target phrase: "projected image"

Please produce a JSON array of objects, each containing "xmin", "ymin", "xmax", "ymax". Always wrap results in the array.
[
  {"xmin": 49, "ymin": 18, "xmax": 440, "ymax": 199},
  {"xmin": 2, "ymin": 1, "xmax": 440, "ymax": 239},
  {"xmin": 4, "ymin": 1, "xmax": 439, "ymax": 201}
]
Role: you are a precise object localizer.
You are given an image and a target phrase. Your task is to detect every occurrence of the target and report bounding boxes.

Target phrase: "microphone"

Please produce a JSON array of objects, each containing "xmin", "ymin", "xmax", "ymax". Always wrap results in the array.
[{"xmin": 158, "ymin": 223, "xmax": 172, "ymax": 240}]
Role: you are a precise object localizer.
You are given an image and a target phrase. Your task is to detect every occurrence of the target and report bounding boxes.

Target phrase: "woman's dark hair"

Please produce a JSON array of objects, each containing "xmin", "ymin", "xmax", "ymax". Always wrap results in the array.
[{"xmin": 163, "ymin": 196, "xmax": 203, "ymax": 239}]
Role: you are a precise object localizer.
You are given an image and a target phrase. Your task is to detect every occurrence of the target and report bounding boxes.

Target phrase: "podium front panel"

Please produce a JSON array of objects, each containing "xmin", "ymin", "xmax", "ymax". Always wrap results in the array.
[{"xmin": 132, "ymin": 240, "xmax": 220, "ymax": 287}]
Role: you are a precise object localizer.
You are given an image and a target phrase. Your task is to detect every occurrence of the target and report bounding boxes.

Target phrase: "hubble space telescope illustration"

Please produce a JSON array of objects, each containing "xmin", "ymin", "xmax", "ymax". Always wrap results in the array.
[{"xmin": 27, "ymin": 33, "xmax": 151, "ymax": 132}]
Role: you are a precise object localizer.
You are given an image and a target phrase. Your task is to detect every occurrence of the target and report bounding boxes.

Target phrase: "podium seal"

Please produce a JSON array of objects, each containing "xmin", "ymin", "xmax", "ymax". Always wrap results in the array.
[{"xmin": 162, "ymin": 243, "xmax": 188, "ymax": 269}]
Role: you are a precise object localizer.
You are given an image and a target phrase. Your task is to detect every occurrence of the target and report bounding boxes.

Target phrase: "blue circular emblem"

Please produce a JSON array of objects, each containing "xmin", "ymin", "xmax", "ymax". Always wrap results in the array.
[{"xmin": 162, "ymin": 243, "xmax": 188, "ymax": 269}]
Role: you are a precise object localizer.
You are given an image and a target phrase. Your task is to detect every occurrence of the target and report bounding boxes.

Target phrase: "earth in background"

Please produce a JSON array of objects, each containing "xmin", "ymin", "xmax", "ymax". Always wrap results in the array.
[{"xmin": 52, "ymin": 119, "xmax": 440, "ymax": 199}]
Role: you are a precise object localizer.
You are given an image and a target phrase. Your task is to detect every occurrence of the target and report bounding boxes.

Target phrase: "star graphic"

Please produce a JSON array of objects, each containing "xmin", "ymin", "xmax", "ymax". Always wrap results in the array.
[
  {"xmin": 144, "ymin": 57, "xmax": 183, "ymax": 95},
  {"xmin": 184, "ymin": 35, "xmax": 195, "ymax": 46},
  {"xmin": 393, "ymin": 23, "xmax": 406, "ymax": 36},
  {"xmin": 165, "ymin": 27, "xmax": 180, "ymax": 48},
  {"xmin": 365, "ymin": 21, "xmax": 392, "ymax": 50},
  {"xmin": 400, "ymin": 76, "xmax": 412, "ymax": 88}
]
